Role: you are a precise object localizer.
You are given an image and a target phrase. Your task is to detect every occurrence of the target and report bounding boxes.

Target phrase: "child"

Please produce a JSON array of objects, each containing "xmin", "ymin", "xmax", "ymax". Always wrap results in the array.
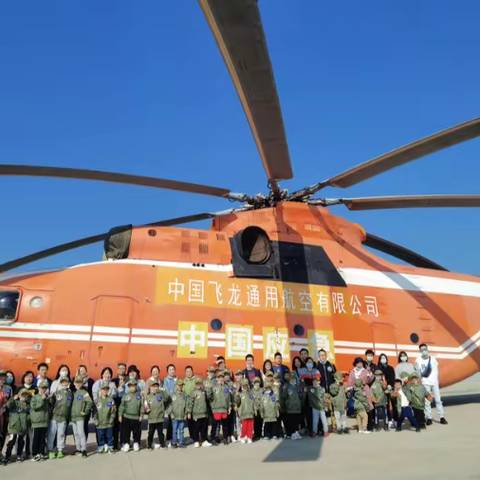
[
  {"xmin": 252, "ymin": 377, "xmax": 264, "ymax": 440},
  {"xmin": 48, "ymin": 376, "xmax": 73, "ymax": 458},
  {"xmin": 272, "ymin": 372, "xmax": 284, "ymax": 438},
  {"xmin": 371, "ymin": 370, "xmax": 391, "ymax": 431},
  {"xmin": 144, "ymin": 379, "xmax": 170, "ymax": 449},
  {"xmin": 353, "ymin": 378, "xmax": 373, "ymax": 434},
  {"xmin": 71, "ymin": 375, "xmax": 93, "ymax": 457},
  {"xmin": 407, "ymin": 373, "xmax": 429, "ymax": 429},
  {"xmin": 208, "ymin": 371, "xmax": 232, "ymax": 445},
  {"xmin": 1, "ymin": 388, "xmax": 30, "ymax": 465},
  {"xmin": 233, "ymin": 369, "xmax": 244, "ymax": 442},
  {"xmin": 168, "ymin": 379, "xmax": 188, "ymax": 448},
  {"xmin": 187, "ymin": 376, "xmax": 211, "ymax": 448},
  {"xmin": 223, "ymin": 369, "xmax": 236, "ymax": 443},
  {"xmin": 307, "ymin": 375, "xmax": 328, "ymax": 438},
  {"xmin": 94, "ymin": 381, "xmax": 117, "ymax": 453},
  {"xmin": 30, "ymin": 379, "xmax": 50, "ymax": 461},
  {"xmin": 281, "ymin": 372, "xmax": 305, "ymax": 440},
  {"xmin": 118, "ymin": 378, "xmax": 144, "ymax": 452},
  {"xmin": 394, "ymin": 379, "xmax": 420, "ymax": 433},
  {"xmin": 235, "ymin": 378, "xmax": 256, "ymax": 444},
  {"xmin": 260, "ymin": 381, "xmax": 280, "ymax": 440},
  {"xmin": 329, "ymin": 372, "xmax": 348, "ymax": 434}
]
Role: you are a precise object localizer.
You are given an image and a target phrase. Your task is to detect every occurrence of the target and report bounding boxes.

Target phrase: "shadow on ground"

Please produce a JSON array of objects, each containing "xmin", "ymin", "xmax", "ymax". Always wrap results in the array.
[
  {"xmin": 263, "ymin": 437, "xmax": 324, "ymax": 463},
  {"xmin": 443, "ymin": 393, "xmax": 480, "ymax": 407}
]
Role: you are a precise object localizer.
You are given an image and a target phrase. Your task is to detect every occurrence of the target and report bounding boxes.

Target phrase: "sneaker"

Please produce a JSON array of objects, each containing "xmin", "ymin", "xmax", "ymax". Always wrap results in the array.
[
  {"xmin": 311, "ymin": 432, "xmax": 318, "ymax": 438},
  {"xmin": 440, "ymin": 417, "xmax": 448, "ymax": 425},
  {"xmin": 388, "ymin": 420, "xmax": 396, "ymax": 429},
  {"xmin": 384, "ymin": 426, "xmax": 389, "ymax": 432},
  {"xmin": 395, "ymin": 428, "xmax": 402, "ymax": 432},
  {"xmin": 179, "ymin": 444, "xmax": 187, "ymax": 449},
  {"xmin": 104, "ymin": 444, "xmax": 109, "ymax": 453},
  {"xmin": 1, "ymin": 458, "xmax": 10, "ymax": 466},
  {"xmin": 343, "ymin": 428, "xmax": 350, "ymax": 435},
  {"xmin": 96, "ymin": 447, "xmax": 103, "ymax": 454},
  {"xmin": 426, "ymin": 419, "xmax": 433, "ymax": 426},
  {"xmin": 154, "ymin": 443, "xmax": 161, "ymax": 450},
  {"xmin": 230, "ymin": 435, "xmax": 237, "ymax": 444},
  {"xmin": 273, "ymin": 436, "xmax": 279, "ymax": 440},
  {"xmin": 122, "ymin": 444, "xmax": 130, "ymax": 453},
  {"xmin": 337, "ymin": 429, "xmax": 343, "ymax": 435},
  {"xmin": 171, "ymin": 444, "xmax": 178, "ymax": 449},
  {"xmin": 72, "ymin": 450, "xmax": 80, "ymax": 456},
  {"xmin": 240, "ymin": 437, "xmax": 246, "ymax": 444},
  {"xmin": 416, "ymin": 428, "xmax": 421, "ymax": 433},
  {"xmin": 211, "ymin": 440, "xmax": 218, "ymax": 446},
  {"xmin": 247, "ymin": 438, "xmax": 253, "ymax": 444},
  {"xmin": 82, "ymin": 451, "xmax": 88, "ymax": 458},
  {"xmin": 108, "ymin": 448, "xmax": 114, "ymax": 454},
  {"xmin": 48, "ymin": 452, "xmax": 56, "ymax": 460},
  {"xmin": 363, "ymin": 431, "xmax": 372, "ymax": 435},
  {"xmin": 194, "ymin": 442, "xmax": 200, "ymax": 448},
  {"xmin": 167, "ymin": 441, "xmax": 172, "ymax": 449},
  {"xmin": 17, "ymin": 456, "xmax": 25, "ymax": 463},
  {"xmin": 56, "ymin": 451, "xmax": 64, "ymax": 459},
  {"xmin": 323, "ymin": 432, "xmax": 329, "ymax": 438},
  {"xmin": 263, "ymin": 437, "xmax": 270, "ymax": 441},
  {"xmin": 222, "ymin": 439, "xmax": 228, "ymax": 445},
  {"xmin": 202, "ymin": 441, "xmax": 212, "ymax": 448},
  {"xmin": 133, "ymin": 443, "xmax": 140, "ymax": 452}
]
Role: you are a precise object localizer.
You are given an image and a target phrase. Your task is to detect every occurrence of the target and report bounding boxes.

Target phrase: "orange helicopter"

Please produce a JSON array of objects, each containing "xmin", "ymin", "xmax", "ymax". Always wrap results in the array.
[{"xmin": 1, "ymin": 0, "xmax": 480, "ymax": 386}]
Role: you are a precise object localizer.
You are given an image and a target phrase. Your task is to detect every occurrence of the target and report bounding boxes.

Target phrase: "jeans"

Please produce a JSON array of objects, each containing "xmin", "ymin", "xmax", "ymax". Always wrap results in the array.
[
  {"xmin": 334, "ymin": 411, "xmax": 347, "ymax": 431},
  {"xmin": 375, "ymin": 406, "xmax": 387, "ymax": 426},
  {"xmin": 312, "ymin": 408, "xmax": 328, "ymax": 434},
  {"xmin": 172, "ymin": 419, "xmax": 185, "ymax": 445},
  {"xmin": 47, "ymin": 420, "xmax": 67, "ymax": 452},
  {"xmin": 398, "ymin": 406, "xmax": 418, "ymax": 430},
  {"xmin": 97, "ymin": 427, "xmax": 113, "ymax": 448},
  {"xmin": 423, "ymin": 383, "xmax": 444, "ymax": 419},
  {"xmin": 72, "ymin": 420, "xmax": 87, "ymax": 451}
]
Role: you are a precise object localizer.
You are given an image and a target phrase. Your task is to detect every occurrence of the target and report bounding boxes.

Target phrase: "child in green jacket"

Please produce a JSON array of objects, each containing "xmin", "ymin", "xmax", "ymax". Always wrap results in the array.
[
  {"xmin": 188, "ymin": 376, "xmax": 211, "ymax": 448},
  {"xmin": 145, "ymin": 379, "xmax": 170, "ymax": 449},
  {"xmin": 71, "ymin": 375, "xmax": 93, "ymax": 457},
  {"xmin": 30, "ymin": 380, "xmax": 50, "ymax": 461},
  {"xmin": 94, "ymin": 382, "xmax": 117, "ymax": 453},
  {"xmin": 307, "ymin": 375, "xmax": 328, "ymax": 438},
  {"xmin": 329, "ymin": 372, "xmax": 348, "ymax": 434},
  {"xmin": 371, "ymin": 370, "xmax": 391, "ymax": 431},
  {"xmin": 119, "ymin": 379, "xmax": 144, "ymax": 452},
  {"xmin": 167, "ymin": 379, "xmax": 189, "ymax": 449},
  {"xmin": 47, "ymin": 376, "xmax": 73, "ymax": 458},
  {"xmin": 208, "ymin": 371, "xmax": 232, "ymax": 445},
  {"xmin": 260, "ymin": 381, "xmax": 280, "ymax": 440},
  {"xmin": 2, "ymin": 388, "xmax": 30, "ymax": 465},
  {"xmin": 353, "ymin": 379, "xmax": 372, "ymax": 434},
  {"xmin": 235, "ymin": 378, "xmax": 257, "ymax": 444},
  {"xmin": 281, "ymin": 372, "xmax": 305, "ymax": 440}
]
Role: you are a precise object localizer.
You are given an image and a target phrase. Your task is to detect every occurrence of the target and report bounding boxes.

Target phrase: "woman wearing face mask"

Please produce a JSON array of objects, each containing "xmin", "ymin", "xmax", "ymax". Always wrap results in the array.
[
  {"xmin": 3, "ymin": 371, "xmax": 16, "ymax": 398},
  {"xmin": 50, "ymin": 364, "xmax": 71, "ymax": 395},
  {"xmin": 347, "ymin": 358, "xmax": 373, "ymax": 389},
  {"xmin": 395, "ymin": 351, "xmax": 414, "ymax": 382},
  {"xmin": 297, "ymin": 357, "xmax": 321, "ymax": 435},
  {"xmin": 377, "ymin": 354, "xmax": 396, "ymax": 426}
]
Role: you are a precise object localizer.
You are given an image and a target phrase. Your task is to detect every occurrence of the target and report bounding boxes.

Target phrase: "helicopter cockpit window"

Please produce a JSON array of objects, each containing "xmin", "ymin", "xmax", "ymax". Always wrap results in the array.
[
  {"xmin": 240, "ymin": 227, "xmax": 271, "ymax": 264},
  {"xmin": 0, "ymin": 290, "xmax": 20, "ymax": 323}
]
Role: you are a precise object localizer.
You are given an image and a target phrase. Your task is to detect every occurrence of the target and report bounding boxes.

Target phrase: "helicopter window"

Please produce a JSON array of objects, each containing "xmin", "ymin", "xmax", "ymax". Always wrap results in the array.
[
  {"xmin": 0, "ymin": 290, "xmax": 20, "ymax": 323},
  {"xmin": 410, "ymin": 333, "xmax": 419, "ymax": 344},
  {"xmin": 240, "ymin": 227, "xmax": 271, "ymax": 264}
]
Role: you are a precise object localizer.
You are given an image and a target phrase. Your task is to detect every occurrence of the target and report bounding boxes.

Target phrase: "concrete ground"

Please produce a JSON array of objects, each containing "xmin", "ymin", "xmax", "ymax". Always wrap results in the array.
[{"xmin": 2, "ymin": 374, "xmax": 479, "ymax": 480}]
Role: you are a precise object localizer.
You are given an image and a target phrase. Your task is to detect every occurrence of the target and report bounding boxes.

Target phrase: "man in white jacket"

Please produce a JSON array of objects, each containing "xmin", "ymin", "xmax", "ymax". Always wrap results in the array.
[{"xmin": 414, "ymin": 343, "xmax": 448, "ymax": 426}]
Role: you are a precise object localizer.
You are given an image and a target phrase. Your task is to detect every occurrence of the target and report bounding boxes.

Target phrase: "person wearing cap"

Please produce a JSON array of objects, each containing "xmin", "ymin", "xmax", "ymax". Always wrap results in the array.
[
  {"xmin": 281, "ymin": 371, "xmax": 306, "ymax": 440},
  {"xmin": 353, "ymin": 378, "xmax": 373, "ymax": 434},
  {"xmin": 30, "ymin": 379, "xmax": 50, "ymax": 461},
  {"xmin": 47, "ymin": 376, "xmax": 73, "ymax": 458},
  {"xmin": 272, "ymin": 372, "xmax": 285, "ymax": 437},
  {"xmin": 296, "ymin": 356, "xmax": 320, "ymax": 434},
  {"xmin": 234, "ymin": 378, "xmax": 256, "ymax": 443},
  {"xmin": 166, "ymin": 379, "xmax": 188, "ymax": 448},
  {"xmin": 223, "ymin": 369, "xmax": 236, "ymax": 443},
  {"xmin": 94, "ymin": 381, "xmax": 117, "ymax": 454},
  {"xmin": 203, "ymin": 366, "xmax": 217, "ymax": 391},
  {"xmin": 348, "ymin": 357, "xmax": 374, "ymax": 431},
  {"xmin": 370, "ymin": 370, "xmax": 391, "ymax": 431},
  {"xmin": 118, "ymin": 378, "xmax": 144, "ymax": 452},
  {"xmin": 406, "ymin": 372, "xmax": 428, "ymax": 430},
  {"xmin": 216, "ymin": 356, "xmax": 226, "ymax": 371},
  {"xmin": 306, "ymin": 374, "xmax": 329, "ymax": 438},
  {"xmin": 162, "ymin": 364, "xmax": 177, "ymax": 447},
  {"xmin": 207, "ymin": 371, "xmax": 232, "ymax": 445},
  {"xmin": 187, "ymin": 376, "xmax": 211, "ymax": 447},
  {"xmin": 329, "ymin": 372, "xmax": 348, "ymax": 434},
  {"xmin": 70, "ymin": 375, "xmax": 93, "ymax": 457},
  {"xmin": 232, "ymin": 369, "xmax": 244, "ymax": 442},
  {"xmin": 393, "ymin": 379, "xmax": 420, "ymax": 433},
  {"xmin": 251, "ymin": 376, "xmax": 264, "ymax": 440},
  {"xmin": 1, "ymin": 388, "xmax": 30, "ymax": 465},
  {"xmin": 260, "ymin": 380, "xmax": 280, "ymax": 440},
  {"xmin": 144, "ymin": 378, "xmax": 170, "ymax": 450}
]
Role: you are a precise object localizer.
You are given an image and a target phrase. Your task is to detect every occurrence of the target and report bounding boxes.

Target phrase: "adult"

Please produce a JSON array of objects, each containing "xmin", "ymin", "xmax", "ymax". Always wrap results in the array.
[
  {"xmin": 291, "ymin": 356, "xmax": 304, "ymax": 379},
  {"xmin": 50, "ymin": 364, "xmax": 71, "ymax": 394},
  {"xmin": 378, "ymin": 353, "xmax": 396, "ymax": 425},
  {"xmin": 299, "ymin": 348, "xmax": 309, "ymax": 364},
  {"xmin": 262, "ymin": 359, "xmax": 273, "ymax": 381},
  {"xmin": 414, "ymin": 343, "xmax": 448, "ymax": 425},
  {"xmin": 163, "ymin": 364, "xmax": 178, "ymax": 446},
  {"xmin": 72, "ymin": 365, "xmax": 95, "ymax": 442},
  {"xmin": 33, "ymin": 362, "xmax": 52, "ymax": 389},
  {"xmin": 365, "ymin": 349, "xmax": 377, "ymax": 382},
  {"xmin": 297, "ymin": 357, "xmax": 320, "ymax": 386},
  {"xmin": 216, "ymin": 356, "xmax": 226, "ymax": 371},
  {"xmin": 348, "ymin": 357, "xmax": 374, "ymax": 388},
  {"xmin": 92, "ymin": 367, "xmax": 117, "ymax": 401},
  {"xmin": 114, "ymin": 363, "xmax": 127, "ymax": 386},
  {"xmin": 144, "ymin": 365, "xmax": 161, "ymax": 397},
  {"xmin": 21, "ymin": 371, "xmax": 37, "ymax": 396},
  {"xmin": 316, "ymin": 349, "xmax": 336, "ymax": 392},
  {"xmin": 272, "ymin": 352, "xmax": 290, "ymax": 383},
  {"xmin": 395, "ymin": 351, "xmax": 415, "ymax": 381},
  {"xmin": 126, "ymin": 365, "xmax": 145, "ymax": 393},
  {"xmin": 242, "ymin": 354, "xmax": 263, "ymax": 387}
]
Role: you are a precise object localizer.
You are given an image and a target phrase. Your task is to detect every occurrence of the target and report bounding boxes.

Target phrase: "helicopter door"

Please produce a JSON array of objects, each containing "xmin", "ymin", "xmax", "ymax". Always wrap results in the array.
[
  {"xmin": 371, "ymin": 323, "xmax": 398, "ymax": 360},
  {"xmin": 89, "ymin": 295, "xmax": 136, "ymax": 370}
]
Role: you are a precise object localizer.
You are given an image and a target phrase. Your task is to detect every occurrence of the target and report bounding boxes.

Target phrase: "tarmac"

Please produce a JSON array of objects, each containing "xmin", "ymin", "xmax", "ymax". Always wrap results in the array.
[{"xmin": 2, "ymin": 374, "xmax": 479, "ymax": 480}]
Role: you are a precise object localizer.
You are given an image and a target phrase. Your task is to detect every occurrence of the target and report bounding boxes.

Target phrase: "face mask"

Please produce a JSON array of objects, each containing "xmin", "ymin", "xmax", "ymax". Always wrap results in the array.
[
  {"xmin": 60, "ymin": 371, "xmax": 68, "ymax": 378},
  {"xmin": 355, "ymin": 365, "xmax": 363, "ymax": 371},
  {"xmin": 421, "ymin": 349, "xmax": 428, "ymax": 357},
  {"xmin": 6, "ymin": 377, "xmax": 13, "ymax": 385},
  {"xmin": 290, "ymin": 380, "xmax": 296, "ymax": 385},
  {"xmin": 306, "ymin": 363, "xmax": 314, "ymax": 369},
  {"xmin": 380, "ymin": 358, "xmax": 387, "ymax": 365},
  {"xmin": 366, "ymin": 356, "xmax": 373, "ymax": 362},
  {"xmin": 400, "ymin": 356, "xmax": 407, "ymax": 362},
  {"xmin": 59, "ymin": 385, "xmax": 68, "ymax": 390}
]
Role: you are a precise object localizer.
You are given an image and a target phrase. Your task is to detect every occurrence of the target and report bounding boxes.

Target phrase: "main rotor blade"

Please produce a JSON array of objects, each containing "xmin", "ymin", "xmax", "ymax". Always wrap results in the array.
[
  {"xmin": 337, "ymin": 195, "xmax": 480, "ymax": 211},
  {"xmin": 0, "ymin": 164, "xmax": 247, "ymax": 200},
  {"xmin": 363, "ymin": 233, "xmax": 448, "ymax": 271},
  {"xmin": 0, "ymin": 213, "xmax": 218, "ymax": 274},
  {"xmin": 199, "ymin": 0, "xmax": 293, "ymax": 189}
]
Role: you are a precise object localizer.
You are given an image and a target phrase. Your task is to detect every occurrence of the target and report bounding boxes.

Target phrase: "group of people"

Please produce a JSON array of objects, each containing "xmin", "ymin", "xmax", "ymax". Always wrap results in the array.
[{"xmin": 0, "ymin": 342, "xmax": 447, "ymax": 465}]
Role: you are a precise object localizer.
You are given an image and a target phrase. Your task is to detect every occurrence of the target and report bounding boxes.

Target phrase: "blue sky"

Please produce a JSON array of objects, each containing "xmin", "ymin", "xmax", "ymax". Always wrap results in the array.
[{"xmin": 1, "ymin": 1, "xmax": 479, "ymax": 276}]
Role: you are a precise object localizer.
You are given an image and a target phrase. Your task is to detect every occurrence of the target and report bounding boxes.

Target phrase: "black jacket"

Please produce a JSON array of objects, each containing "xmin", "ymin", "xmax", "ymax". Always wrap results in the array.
[
  {"xmin": 378, "ymin": 364, "xmax": 395, "ymax": 388},
  {"xmin": 242, "ymin": 368, "xmax": 263, "ymax": 387},
  {"xmin": 316, "ymin": 361, "xmax": 337, "ymax": 392}
]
